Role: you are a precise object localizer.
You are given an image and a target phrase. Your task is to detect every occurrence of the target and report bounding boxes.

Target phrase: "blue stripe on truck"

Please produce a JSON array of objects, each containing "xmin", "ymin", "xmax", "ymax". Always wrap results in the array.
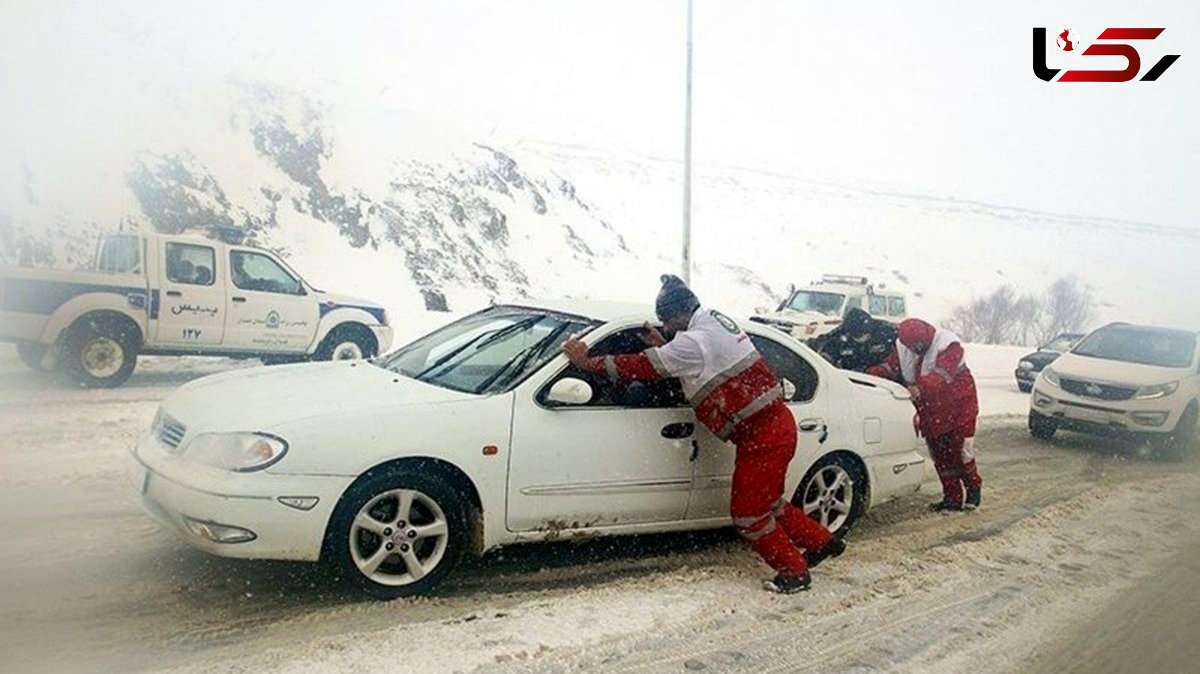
[
  {"xmin": 1, "ymin": 278, "xmax": 158, "ymax": 318},
  {"xmin": 319, "ymin": 302, "xmax": 386, "ymax": 324}
]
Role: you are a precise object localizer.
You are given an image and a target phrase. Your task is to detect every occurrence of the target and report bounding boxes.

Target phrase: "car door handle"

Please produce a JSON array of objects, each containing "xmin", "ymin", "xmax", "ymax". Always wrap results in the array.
[
  {"xmin": 661, "ymin": 422, "xmax": 695, "ymax": 439},
  {"xmin": 231, "ymin": 296, "xmax": 247, "ymax": 303},
  {"xmin": 166, "ymin": 290, "xmax": 182, "ymax": 297},
  {"xmin": 798, "ymin": 419, "xmax": 829, "ymax": 444}
]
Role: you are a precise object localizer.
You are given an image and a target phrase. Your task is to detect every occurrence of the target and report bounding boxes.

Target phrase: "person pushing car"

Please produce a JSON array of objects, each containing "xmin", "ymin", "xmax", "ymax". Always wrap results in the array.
[
  {"xmin": 868, "ymin": 318, "xmax": 982, "ymax": 511},
  {"xmin": 816, "ymin": 307, "xmax": 898, "ymax": 372},
  {"xmin": 561, "ymin": 274, "xmax": 846, "ymax": 593}
]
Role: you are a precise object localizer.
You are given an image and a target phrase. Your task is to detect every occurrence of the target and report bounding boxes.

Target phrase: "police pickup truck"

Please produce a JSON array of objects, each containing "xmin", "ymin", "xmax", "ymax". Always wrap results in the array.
[{"xmin": 1, "ymin": 232, "xmax": 393, "ymax": 387}]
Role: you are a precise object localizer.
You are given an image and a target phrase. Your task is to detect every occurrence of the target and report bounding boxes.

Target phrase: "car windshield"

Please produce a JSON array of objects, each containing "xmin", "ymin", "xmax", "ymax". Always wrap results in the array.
[
  {"xmin": 1044, "ymin": 334, "xmax": 1081, "ymax": 353},
  {"xmin": 1072, "ymin": 326, "xmax": 1195, "ymax": 368},
  {"xmin": 379, "ymin": 307, "xmax": 597, "ymax": 394},
  {"xmin": 786, "ymin": 291, "xmax": 845, "ymax": 316}
]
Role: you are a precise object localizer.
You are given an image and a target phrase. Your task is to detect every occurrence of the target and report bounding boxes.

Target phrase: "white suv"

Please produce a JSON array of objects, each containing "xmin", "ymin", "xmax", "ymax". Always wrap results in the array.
[{"xmin": 1029, "ymin": 323, "xmax": 1200, "ymax": 458}]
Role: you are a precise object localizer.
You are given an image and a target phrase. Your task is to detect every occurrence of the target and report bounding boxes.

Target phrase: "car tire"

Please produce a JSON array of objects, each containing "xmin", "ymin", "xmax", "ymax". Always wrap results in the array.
[
  {"xmin": 59, "ymin": 316, "xmax": 139, "ymax": 388},
  {"xmin": 1155, "ymin": 403, "xmax": 1198, "ymax": 462},
  {"xmin": 1017, "ymin": 381, "xmax": 1033, "ymax": 393},
  {"xmin": 1029, "ymin": 410, "xmax": 1057, "ymax": 441},
  {"xmin": 16, "ymin": 343, "xmax": 52, "ymax": 372},
  {"xmin": 315, "ymin": 324, "xmax": 377, "ymax": 362},
  {"xmin": 325, "ymin": 466, "xmax": 469, "ymax": 599},
  {"xmin": 793, "ymin": 454, "xmax": 867, "ymax": 538}
]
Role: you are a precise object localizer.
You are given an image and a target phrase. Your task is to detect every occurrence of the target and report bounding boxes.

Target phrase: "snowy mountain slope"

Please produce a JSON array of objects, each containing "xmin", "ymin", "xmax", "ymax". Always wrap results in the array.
[
  {"xmin": 2, "ymin": 83, "xmax": 1195, "ymax": 333},
  {"xmin": 529, "ymin": 142, "xmax": 1200, "ymax": 330}
]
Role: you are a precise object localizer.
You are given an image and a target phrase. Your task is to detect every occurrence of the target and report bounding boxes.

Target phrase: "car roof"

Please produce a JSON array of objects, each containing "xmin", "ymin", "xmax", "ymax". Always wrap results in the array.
[{"xmin": 509, "ymin": 298, "xmax": 653, "ymax": 323}]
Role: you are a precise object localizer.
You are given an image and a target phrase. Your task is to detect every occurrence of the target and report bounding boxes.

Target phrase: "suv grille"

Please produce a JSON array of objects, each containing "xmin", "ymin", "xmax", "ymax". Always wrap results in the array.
[
  {"xmin": 156, "ymin": 414, "xmax": 187, "ymax": 450},
  {"xmin": 1060, "ymin": 378, "xmax": 1137, "ymax": 402}
]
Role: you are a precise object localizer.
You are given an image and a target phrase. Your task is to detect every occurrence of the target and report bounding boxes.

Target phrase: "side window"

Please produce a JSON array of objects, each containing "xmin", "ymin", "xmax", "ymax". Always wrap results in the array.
[
  {"xmin": 889, "ymin": 297, "xmax": 907, "ymax": 316},
  {"xmin": 230, "ymin": 250, "xmax": 304, "ymax": 295},
  {"xmin": 547, "ymin": 327, "xmax": 689, "ymax": 409},
  {"xmin": 97, "ymin": 236, "xmax": 142, "ymax": 274},
  {"xmin": 165, "ymin": 243, "xmax": 215, "ymax": 286},
  {"xmin": 845, "ymin": 296, "xmax": 862, "ymax": 312},
  {"xmin": 868, "ymin": 294, "xmax": 888, "ymax": 316},
  {"xmin": 749, "ymin": 335, "xmax": 819, "ymax": 403}
]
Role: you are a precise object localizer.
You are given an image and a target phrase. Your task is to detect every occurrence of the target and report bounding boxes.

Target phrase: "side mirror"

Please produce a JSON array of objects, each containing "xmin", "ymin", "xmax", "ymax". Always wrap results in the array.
[{"xmin": 545, "ymin": 377, "xmax": 594, "ymax": 406}]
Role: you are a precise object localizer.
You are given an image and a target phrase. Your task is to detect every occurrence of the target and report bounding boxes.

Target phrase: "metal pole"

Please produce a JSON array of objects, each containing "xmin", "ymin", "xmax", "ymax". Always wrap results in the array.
[{"xmin": 682, "ymin": 0, "xmax": 694, "ymax": 285}]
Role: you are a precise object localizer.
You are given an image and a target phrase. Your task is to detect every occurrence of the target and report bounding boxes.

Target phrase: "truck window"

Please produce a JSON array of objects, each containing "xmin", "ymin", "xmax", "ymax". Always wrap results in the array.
[
  {"xmin": 888, "ymin": 297, "xmax": 906, "ymax": 316},
  {"xmin": 230, "ymin": 250, "xmax": 304, "ymax": 295},
  {"xmin": 868, "ymin": 295, "xmax": 887, "ymax": 316},
  {"xmin": 845, "ymin": 296, "xmax": 863, "ymax": 312},
  {"xmin": 165, "ymin": 243, "xmax": 216, "ymax": 286},
  {"xmin": 97, "ymin": 235, "xmax": 141, "ymax": 274}
]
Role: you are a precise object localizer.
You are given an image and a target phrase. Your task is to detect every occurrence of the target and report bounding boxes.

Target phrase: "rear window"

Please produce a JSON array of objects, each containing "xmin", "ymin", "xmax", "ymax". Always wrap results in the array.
[
  {"xmin": 96, "ymin": 235, "xmax": 141, "ymax": 274},
  {"xmin": 888, "ymin": 296, "xmax": 906, "ymax": 316},
  {"xmin": 868, "ymin": 295, "xmax": 887, "ymax": 316},
  {"xmin": 1072, "ymin": 326, "xmax": 1196, "ymax": 368}
]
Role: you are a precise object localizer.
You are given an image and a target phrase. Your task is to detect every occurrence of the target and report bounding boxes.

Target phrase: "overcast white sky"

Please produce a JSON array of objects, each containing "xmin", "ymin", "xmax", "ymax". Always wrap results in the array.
[{"xmin": 1, "ymin": 0, "xmax": 1196, "ymax": 227}]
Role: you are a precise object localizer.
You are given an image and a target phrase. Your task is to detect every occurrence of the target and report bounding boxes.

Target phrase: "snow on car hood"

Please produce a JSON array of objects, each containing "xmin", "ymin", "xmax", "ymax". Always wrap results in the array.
[
  {"xmin": 160, "ymin": 361, "xmax": 472, "ymax": 433},
  {"xmin": 758, "ymin": 309, "xmax": 836, "ymax": 326},
  {"xmin": 1048, "ymin": 352, "xmax": 1187, "ymax": 387}
]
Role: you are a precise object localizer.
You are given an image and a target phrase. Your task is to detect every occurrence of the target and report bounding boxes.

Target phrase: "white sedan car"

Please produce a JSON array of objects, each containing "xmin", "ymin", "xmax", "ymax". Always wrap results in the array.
[{"xmin": 128, "ymin": 300, "xmax": 925, "ymax": 598}]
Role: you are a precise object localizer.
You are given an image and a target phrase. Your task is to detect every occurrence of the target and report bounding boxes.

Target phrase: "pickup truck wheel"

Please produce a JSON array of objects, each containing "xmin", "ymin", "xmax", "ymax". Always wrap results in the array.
[
  {"xmin": 325, "ymin": 468, "xmax": 468, "ymax": 599},
  {"xmin": 316, "ymin": 325, "xmax": 377, "ymax": 362},
  {"xmin": 61, "ymin": 319, "xmax": 138, "ymax": 388},
  {"xmin": 16, "ymin": 343, "xmax": 52, "ymax": 372}
]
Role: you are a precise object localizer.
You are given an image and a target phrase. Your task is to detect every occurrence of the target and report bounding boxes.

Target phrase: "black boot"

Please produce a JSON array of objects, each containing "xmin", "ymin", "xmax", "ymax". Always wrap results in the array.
[
  {"xmin": 928, "ymin": 500, "xmax": 964, "ymax": 512},
  {"xmin": 763, "ymin": 572, "xmax": 812, "ymax": 594},
  {"xmin": 805, "ymin": 537, "xmax": 847, "ymax": 569},
  {"xmin": 965, "ymin": 487, "xmax": 982, "ymax": 510}
]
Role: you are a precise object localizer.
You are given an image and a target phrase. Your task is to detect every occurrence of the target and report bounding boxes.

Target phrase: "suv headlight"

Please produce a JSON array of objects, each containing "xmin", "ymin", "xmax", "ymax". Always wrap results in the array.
[
  {"xmin": 1134, "ymin": 381, "xmax": 1179, "ymax": 400},
  {"xmin": 185, "ymin": 433, "xmax": 288, "ymax": 472},
  {"xmin": 1018, "ymin": 360, "xmax": 1035, "ymax": 371},
  {"xmin": 1040, "ymin": 367, "xmax": 1060, "ymax": 387}
]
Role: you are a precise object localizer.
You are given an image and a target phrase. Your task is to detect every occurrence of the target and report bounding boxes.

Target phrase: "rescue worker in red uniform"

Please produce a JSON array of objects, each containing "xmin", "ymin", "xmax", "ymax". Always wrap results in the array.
[
  {"xmin": 562, "ymin": 275, "xmax": 846, "ymax": 593},
  {"xmin": 868, "ymin": 319, "xmax": 982, "ymax": 511}
]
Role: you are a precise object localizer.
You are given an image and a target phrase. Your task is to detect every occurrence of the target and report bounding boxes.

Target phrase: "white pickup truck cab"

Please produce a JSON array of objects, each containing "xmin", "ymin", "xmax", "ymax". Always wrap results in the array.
[
  {"xmin": 1, "ymin": 232, "xmax": 393, "ymax": 387},
  {"xmin": 752, "ymin": 274, "xmax": 908, "ymax": 342}
]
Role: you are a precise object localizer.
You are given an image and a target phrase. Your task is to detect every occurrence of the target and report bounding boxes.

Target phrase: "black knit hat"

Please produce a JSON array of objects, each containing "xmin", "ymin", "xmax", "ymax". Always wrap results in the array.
[
  {"xmin": 843, "ymin": 307, "xmax": 871, "ymax": 334},
  {"xmin": 656, "ymin": 274, "xmax": 699, "ymax": 320}
]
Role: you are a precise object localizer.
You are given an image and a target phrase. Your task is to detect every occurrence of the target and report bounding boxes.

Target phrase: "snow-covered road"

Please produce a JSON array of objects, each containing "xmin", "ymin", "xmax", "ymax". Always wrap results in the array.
[{"xmin": 0, "ymin": 344, "xmax": 1196, "ymax": 674}]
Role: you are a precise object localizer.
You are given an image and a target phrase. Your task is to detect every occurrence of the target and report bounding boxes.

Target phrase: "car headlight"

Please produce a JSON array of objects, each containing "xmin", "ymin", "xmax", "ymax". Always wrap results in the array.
[
  {"xmin": 185, "ymin": 432, "xmax": 288, "ymax": 472},
  {"xmin": 1040, "ymin": 367, "xmax": 1060, "ymax": 387},
  {"xmin": 1018, "ymin": 360, "xmax": 1035, "ymax": 371},
  {"xmin": 1134, "ymin": 381, "xmax": 1179, "ymax": 400}
]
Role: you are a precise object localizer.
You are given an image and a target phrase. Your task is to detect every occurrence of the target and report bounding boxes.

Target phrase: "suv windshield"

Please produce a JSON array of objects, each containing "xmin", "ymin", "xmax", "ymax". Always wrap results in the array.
[
  {"xmin": 1072, "ymin": 326, "xmax": 1196, "ymax": 368},
  {"xmin": 786, "ymin": 291, "xmax": 845, "ymax": 316},
  {"xmin": 379, "ymin": 307, "xmax": 596, "ymax": 394}
]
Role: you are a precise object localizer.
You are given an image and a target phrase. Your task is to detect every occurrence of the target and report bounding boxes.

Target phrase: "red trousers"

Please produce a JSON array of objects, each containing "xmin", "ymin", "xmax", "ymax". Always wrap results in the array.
[
  {"xmin": 729, "ymin": 402, "xmax": 833, "ymax": 577},
  {"xmin": 926, "ymin": 427, "xmax": 982, "ymax": 506}
]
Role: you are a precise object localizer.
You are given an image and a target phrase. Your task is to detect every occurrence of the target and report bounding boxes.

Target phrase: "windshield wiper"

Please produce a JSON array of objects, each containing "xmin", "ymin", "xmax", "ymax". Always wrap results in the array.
[
  {"xmin": 474, "ymin": 323, "xmax": 572, "ymax": 394},
  {"xmin": 413, "ymin": 316, "xmax": 544, "ymax": 382}
]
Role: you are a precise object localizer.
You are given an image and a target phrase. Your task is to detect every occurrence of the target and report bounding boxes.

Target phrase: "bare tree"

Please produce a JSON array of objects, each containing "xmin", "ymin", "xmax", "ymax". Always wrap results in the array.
[
  {"xmin": 944, "ymin": 276, "xmax": 1095, "ymax": 346},
  {"xmin": 1037, "ymin": 275, "xmax": 1096, "ymax": 345}
]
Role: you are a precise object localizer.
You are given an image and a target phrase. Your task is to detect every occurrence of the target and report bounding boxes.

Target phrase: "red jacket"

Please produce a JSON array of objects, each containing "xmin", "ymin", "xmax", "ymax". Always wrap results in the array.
[{"xmin": 868, "ymin": 319, "xmax": 978, "ymax": 439}]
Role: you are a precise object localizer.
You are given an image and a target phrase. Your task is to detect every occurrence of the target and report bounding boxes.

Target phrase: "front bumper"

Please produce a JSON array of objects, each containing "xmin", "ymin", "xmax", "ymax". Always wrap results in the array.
[
  {"xmin": 1015, "ymin": 368, "xmax": 1038, "ymax": 385},
  {"xmin": 371, "ymin": 324, "xmax": 395, "ymax": 355},
  {"xmin": 1030, "ymin": 383, "xmax": 1180, "ymax": 438},
  {"xmin": 127, "ymin": 433, "xmax": 353, "ymax": 561}
]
